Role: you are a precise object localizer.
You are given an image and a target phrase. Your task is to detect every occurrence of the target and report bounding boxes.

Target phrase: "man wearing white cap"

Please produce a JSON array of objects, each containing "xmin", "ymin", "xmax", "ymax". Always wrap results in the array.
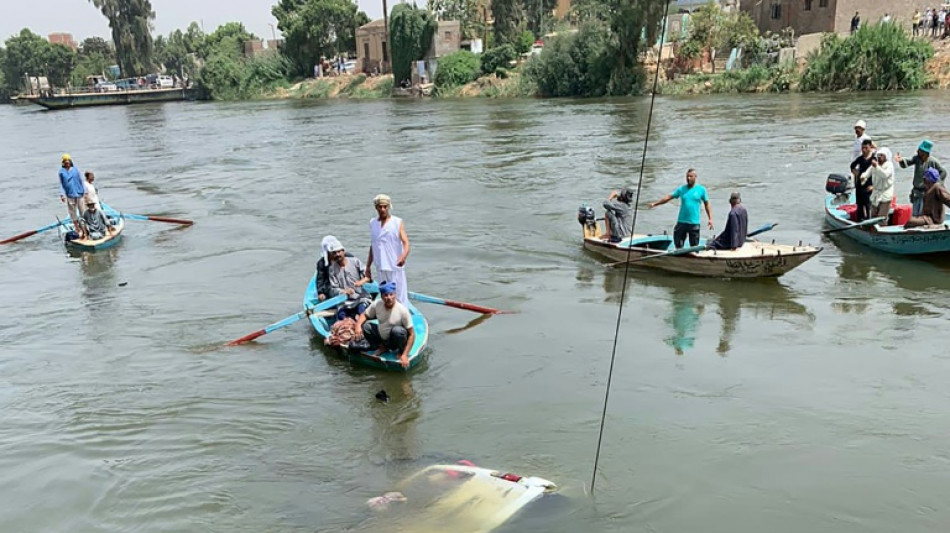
[
  {"xmin": 852, "ymin": 120, "xmax": 871, "ymax": 162},
  {"xmin": 366, "ymin": 194, "xmax": 411, "ymax": 305}
]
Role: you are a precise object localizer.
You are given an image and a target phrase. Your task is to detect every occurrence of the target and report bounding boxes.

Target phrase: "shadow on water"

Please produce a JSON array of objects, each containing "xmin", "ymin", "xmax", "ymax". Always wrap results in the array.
[{"xmin": 578, "ymin": 257, "xmax": 814, "ymax": 356}]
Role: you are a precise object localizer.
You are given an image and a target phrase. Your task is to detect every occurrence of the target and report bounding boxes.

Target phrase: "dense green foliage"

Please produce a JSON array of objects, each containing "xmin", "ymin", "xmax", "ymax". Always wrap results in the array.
[
  {"xmin": 491, "ymin": 0, "xmax": 524, "ymax": 46},
  {"xmin": 1, "ymin": 29, "xmax": 77, "ymax": 91},
  {"xmin": 79, "ymin": 37, "xmax": 114, "ymax": 59},
  {"xmin": 429, "ymin": 0, "xmax": 485, "ymax": 39},
  {"xmin": 661, "ymin": 63, "xmax": 796, "ymax": 94},
  {"xmin": 273, "ymin": 0, "xmax": 368, "ymax": 77},
  {"xmin": 516, "ymin": 30, "xmax": 535, "ymax": 55},
  {"xmin": 433, "ymin": 50, "xmax": 480, "ymax": 90},
  {"xmin": 801, "ymin": 23, "xmax": 933, "ymax": 91},
  {"xmin": 89, "ymin": 0, "xmax": 155, "ymax": 76},
  {"xmin": 153, "ymin": 28, "xmax": 199, "ymax": 78},
  {"xmin": 389, "ymin": 4, "xmax": 438, "ymax": 83},
  {"xmin": 480, "ymin": 44, "xmax": 517, "ymax": 74},
  {"xmin": 525, "ymin": 24, "xmax": 612, "ymax": 97},
  {"xmin": 197, "ymin": 22, "xmax": 292, "ymax": 100}
]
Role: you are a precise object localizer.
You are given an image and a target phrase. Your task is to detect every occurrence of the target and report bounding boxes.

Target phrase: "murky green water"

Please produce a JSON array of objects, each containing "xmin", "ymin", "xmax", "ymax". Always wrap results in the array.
[{"xmin": 2, "ymin": 93, "xmax": 950, "ymax": 532}]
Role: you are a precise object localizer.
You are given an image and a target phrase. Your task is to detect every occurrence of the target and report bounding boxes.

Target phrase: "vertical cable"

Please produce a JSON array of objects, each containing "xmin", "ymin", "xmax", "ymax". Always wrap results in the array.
[{"xmin": 591, "ymin": 0, "xmax": 672, "ymax": 493}]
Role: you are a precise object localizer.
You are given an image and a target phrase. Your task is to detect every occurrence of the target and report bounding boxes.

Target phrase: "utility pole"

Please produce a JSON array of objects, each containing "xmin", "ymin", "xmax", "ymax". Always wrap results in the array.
[
  {"xmin": 268, "ymin": 23, "xmax": 276, "ymax": 42},
  {"xmin": 382, "ymin": 0, "xmax": 390, "ymax": 71}
]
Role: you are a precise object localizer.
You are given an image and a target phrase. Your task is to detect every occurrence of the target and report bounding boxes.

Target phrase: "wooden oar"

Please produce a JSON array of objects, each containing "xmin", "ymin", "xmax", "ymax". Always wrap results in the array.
[
  {"xmin": 102, "ymin": 203, "xmax": 194, "ymax": 226},
  {"xmin": 0, "ymin": 218, "xmax": 69, "ymax": 245},
  {"xmin": 606, "ymin": 244, "xmax": 706, "ymax": 267},
  {"xmin": 822, "ymin": 216, "xmax": 886, "ymax": 235},
  {"xmin": 225, "ymin": 294, "xmax": 347, "ymax": 346},
  {"xmin": 408, "ymin": 291, "xmax": 513, "ymax": 315}
]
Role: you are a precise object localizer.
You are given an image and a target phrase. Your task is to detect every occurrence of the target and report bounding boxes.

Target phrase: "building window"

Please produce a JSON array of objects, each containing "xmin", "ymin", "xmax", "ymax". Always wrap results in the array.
[
  {"xmin": 363, "ymin": 42, "xmax": 369, "ymax": 59},
  {"xmin": 770, "ymin": 3, "xmax": 782, "ymax": 19},
  {"xmin": 819, "ymin": 0, "xmax": 827, "ymax": 6},
  {"xmin": 804, "ymin": 0, "xmax": 812, "ymax": 10},
  {"xmin": 445, "ymin": 31, "xmax": 452, "ymax": 40}
]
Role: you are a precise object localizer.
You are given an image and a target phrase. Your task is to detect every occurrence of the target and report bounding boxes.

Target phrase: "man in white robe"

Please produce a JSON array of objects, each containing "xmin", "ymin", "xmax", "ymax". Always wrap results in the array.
[{"xmin": 366, "ymin": 194, "xmax": 411, "ymax": 305}]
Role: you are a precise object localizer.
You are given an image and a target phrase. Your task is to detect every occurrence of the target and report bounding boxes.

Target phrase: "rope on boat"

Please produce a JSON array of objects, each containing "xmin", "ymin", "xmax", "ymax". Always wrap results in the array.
[{"xmin": 591, "ymin": 0, "xmax": 673, "ymax": 493}]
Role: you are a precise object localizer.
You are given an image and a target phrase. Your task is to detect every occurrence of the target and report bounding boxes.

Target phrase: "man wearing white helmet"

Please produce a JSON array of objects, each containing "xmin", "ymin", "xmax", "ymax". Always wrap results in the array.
[{"xmin": 852, "ymin": 120, "xmax": 871, "ymax": 162}]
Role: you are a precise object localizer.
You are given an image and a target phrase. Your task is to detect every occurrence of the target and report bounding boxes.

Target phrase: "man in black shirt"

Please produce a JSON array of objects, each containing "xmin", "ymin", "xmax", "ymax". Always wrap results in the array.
[{"xmin": 850, "ymin": 138, "xmax": 875, "ymax": 221}]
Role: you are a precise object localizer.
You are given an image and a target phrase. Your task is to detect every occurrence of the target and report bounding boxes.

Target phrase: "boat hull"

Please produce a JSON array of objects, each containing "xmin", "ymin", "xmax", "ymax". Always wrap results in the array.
[
  {"xmin": 824, "ymin": 194, "xmax": 950, "ymax": 255},
  {"xmin": 303, "ymin": 275, "xmax": 429, "ymax": 371},
  {"xmin": 61, "ymin": 216, "xmax": 124, "ymax": 252},
  {"xmin": 30, "ymin": 88, "xmax": 198, "ymax": 110}
]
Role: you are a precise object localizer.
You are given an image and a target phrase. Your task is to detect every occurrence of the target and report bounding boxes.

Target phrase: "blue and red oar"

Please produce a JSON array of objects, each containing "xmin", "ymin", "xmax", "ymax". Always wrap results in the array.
[
  {"xmin": 225, "ymin": 294, "xmax": 347, "ymax": 346},
  {"xmin": 1, "ymin": 219, "xmax": 69, "ymax": 245},
  {"xmin": 408, "ymin": 291, "xmax": 513, "ymax": 315}
]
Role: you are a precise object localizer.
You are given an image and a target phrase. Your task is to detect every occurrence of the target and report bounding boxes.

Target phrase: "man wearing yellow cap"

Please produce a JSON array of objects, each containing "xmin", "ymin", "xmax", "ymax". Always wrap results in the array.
[
  {"xmin": 366, "ymin": 194, "xmax": 411, "ymax": 305},
  {"xmin": 58, "ymin": 154, "xmax": 86, "ymax": 229}
]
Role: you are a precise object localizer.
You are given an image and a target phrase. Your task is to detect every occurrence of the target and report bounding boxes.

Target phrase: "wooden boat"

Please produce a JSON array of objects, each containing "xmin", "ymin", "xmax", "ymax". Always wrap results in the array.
[
  {"xmin": 302, "ymin": 274, "xmax": 429, "ymax": 371},
  {"xmin": 59, "ymin": 212, "xmax": 124, "ymax": 252},
  {"xmin": 824, "ymin": 193, "xmax": 950, "ymax": 255},
  {"xmin": 28, "ymin": 87, "xmax": 198, "ymax": 110},
  {"xmin": 580, "ymin": 211, "xmax": 820, "ymax": 278},
  {"xmin": 362, "ymin": 462, "xmax": 557, "ymax": 532}
]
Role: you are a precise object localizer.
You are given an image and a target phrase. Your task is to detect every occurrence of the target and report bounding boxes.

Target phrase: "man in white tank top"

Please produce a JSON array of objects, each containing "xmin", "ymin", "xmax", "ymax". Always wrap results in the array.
[{"xmin": 366, "ymin": 194, "xmax": 411, "ymax": 305}]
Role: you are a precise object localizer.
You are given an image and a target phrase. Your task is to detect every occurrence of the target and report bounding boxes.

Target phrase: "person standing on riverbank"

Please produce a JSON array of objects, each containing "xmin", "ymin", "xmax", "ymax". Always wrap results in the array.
[
  {"xmin": 895, "ymin": 139, "xmax": 946, "ymax": 216},
  {"xmin": 914, "ymin": 10, "xmax": 922, "ymax": 36},
  {"xmin": 58, "ymin": 154, "xmax": 85, "ymax": 230},
  {"xmin": 367, "ymin": 194, "xmax": 410, "ymax": 305},
  {"xmin": 851, "ymin": 12, "xmax": 861, "ymax": 33},
  {"xmin": 648, "ymin": 169, "xmax": 714, "ymax": 249}
]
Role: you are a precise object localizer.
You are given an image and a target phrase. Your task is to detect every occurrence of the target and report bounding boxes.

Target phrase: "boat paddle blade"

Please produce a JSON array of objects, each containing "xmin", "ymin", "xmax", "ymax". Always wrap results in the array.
[
  {"xmin": 0, "ymin": 219, "xmax": 68, "ymax": 245},
  {"xmin": 105, "ymin": 204, "xmax": 194, "ymax": 226},
  {"xmin": 822, "ymin": 216, "xmax": 886, "ymax": 235},
  {"xmin": 747, "ymin": 222, "xmax": 778, "ymax": 239},
  {"xmin": 225, "ymin": 294, "xmax": 348, "ymax": 346},
  {"xmin": 408, "ymin": 291, "xmax": 514, "ymax": 315}
]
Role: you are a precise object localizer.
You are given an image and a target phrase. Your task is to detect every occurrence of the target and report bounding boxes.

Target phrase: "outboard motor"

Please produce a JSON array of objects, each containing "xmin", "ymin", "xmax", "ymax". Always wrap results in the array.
[
  {"xmin": 825, "ymin": 173, "xmax": 850, "ymax": 195},
  {"xmin": 577, "ymin": 205, "xmax": 596, "ymax": 228}
]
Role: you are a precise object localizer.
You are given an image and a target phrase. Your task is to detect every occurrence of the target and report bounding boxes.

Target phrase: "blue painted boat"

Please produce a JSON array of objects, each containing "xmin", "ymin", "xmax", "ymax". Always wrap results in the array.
[
  {"xmin": 59, "ymin": 207, "xmax": 124, "ymax": 252},
  {"xmin": 302, "ymin": 274, "xmax": 429, "ymax": 371},
  {"xmin": 824, "ymin": 193, "xmax": 950, "ymax": 255}
]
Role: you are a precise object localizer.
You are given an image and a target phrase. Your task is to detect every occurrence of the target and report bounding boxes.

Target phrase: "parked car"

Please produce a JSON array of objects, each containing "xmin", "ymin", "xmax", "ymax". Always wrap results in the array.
[
  {"xmin": 158, "ymin": 75, "xmax": 174, "ymax": 88},
  {"xmin": 342, "ymin": 59, "xmax": 357, "ymax": 74}
]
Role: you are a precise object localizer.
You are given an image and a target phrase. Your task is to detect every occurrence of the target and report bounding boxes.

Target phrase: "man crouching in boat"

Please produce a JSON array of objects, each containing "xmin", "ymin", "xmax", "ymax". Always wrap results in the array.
[
  {"xmin": 78, "ymin": 201, "xmax": 115, "ymax": 240},
  {"xmin": 325, "ymin": 237, "xmax": 373, "ymax": 320},
  {"xmin": 355, "ymin": 281, "xmax": 415, "ymax": 369},
  {"xmin": 602, "ymin": 187, "xmax": 634, "ymax": 243},
  {"xmin": 904, "ymin": 168, "xmax": 950, "ymax": 228},
  {"xmin": 706, "ymin": 192, "xmax": 748, "ymax": 251}
]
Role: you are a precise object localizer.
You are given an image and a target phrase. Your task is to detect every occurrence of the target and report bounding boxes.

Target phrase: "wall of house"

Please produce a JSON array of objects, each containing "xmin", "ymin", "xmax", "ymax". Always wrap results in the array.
[
  {"xmin": 743, "ymin": 0, "xmax": 924, "ymax": 37},
  {"xmin": 356, "ymin": 24, "xmax": 388, "ymax": 73},
  {"xmin": 430, "ymin": 21, "xmax": 461, "ymax": 58},
  {"xmin": 835, "ymin": 0, "xmax": 922, "ymax": 34}
]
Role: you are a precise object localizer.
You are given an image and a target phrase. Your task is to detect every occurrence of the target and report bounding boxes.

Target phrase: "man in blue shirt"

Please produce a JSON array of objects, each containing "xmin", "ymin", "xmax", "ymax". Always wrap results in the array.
[
  {"xmin": 647, "ymin": 168, "xmax": 714, "ymax": 248},
  {"xmin": 58, "ymin": 154, "xmax": 86, "ymax": 229}
]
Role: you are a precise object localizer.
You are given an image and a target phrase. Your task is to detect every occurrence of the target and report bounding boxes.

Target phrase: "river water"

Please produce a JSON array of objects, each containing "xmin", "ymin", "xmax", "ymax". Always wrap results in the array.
[{"xmin": 2, "ymin": 92, "xmax": 950, "ymax": 532}]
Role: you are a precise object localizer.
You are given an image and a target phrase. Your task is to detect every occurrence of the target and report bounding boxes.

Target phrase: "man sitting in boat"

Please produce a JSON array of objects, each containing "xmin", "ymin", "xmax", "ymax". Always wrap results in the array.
[
  {"xmin": 706, "ymin": 192, "xmax": 748, "ymax": 251},
  {"xmin": 905, "ymin": 168, "xmax": 950, "ymax": 228},
  {"xmin": 325, "ymin": 236, "xmax": 373, "ymax": 320},
  {"xmin": 355, "ymin": 281, "xmax": 415, "ymax": 369},
  {"xmin": 602, "ymin": 187, "xmax": 634, "ymax": 243},
  {"xmin": 647, "ymin": 168, "xmax": 714, "ymax": 249},
  {"xmin": 78, "ymin": 201, "xmax": 115, "ymax": 240},
  {"xmin": 315, "ymin": 235, "xmax": 337, "ymax": 301}
]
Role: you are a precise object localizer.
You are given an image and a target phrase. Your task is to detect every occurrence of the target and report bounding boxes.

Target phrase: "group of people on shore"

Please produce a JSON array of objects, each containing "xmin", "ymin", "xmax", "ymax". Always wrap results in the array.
[
  {"xmin": 600, "ymin": 168, "xmax": 749, "ymax": 252},
  {"xmin": 57, "ymin": 154, "xmax": 115, "ymax": 241},
  {"xmin": 314, "ymin": 194, "xmax": 415, "ymax": 368},
  {"xmin": 849, "ymin": 119, "xmax": 950, "ymax": 228}
]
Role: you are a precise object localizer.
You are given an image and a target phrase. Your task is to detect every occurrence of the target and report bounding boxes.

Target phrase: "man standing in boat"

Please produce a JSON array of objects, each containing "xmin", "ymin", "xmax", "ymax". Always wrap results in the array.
[
  {"xmin": 58, "ymin": 154, "xmax": 86, "ymax": 230},
  {"xmin": 707, "ymin": 192, "xmax": 748, "ymax": 251},
  {"xmin": 366, "ymin": 194, "xmax": 410, "ymax": 305},
  {"xmin": 904, "ymin": 168, "xmax": 950, "ymax": 228},
  {"xmin": 602, "ymin": 187, "xmax": 634, "ymax": 243},
  {"xmin": 895, "ymin": 139, "xmax": 946, "ymax": 216},
  {"xmin": 850, "ymin": 138, "xmax": 876, "ymax": 221},
  {"xmin": 355, "ymin": 281, "xmax": 415, "ymax": 369},
  {"xmin": 852, "ymin": 120, "xmax": 871, "ymax": 162},
  {"xmin": 647, "ymin": 169, "xmax": 714, "ymax": 249}
]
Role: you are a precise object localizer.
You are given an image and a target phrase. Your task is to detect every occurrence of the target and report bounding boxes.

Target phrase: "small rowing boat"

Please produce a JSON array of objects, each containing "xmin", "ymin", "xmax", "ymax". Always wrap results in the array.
[
  {"xmin": 579, "ymin": 208, "xmax": 820, "ymax": 278},
  {"xmin": 59, "ymin": 209, "xmax": 125, "ymax": 253},
  {"xmin": 302, "ymin": 274, "xmax": 429, "ymax": 371},
  {"xmin": 824, "ymin": 193, "xmax": 950, "ymax": 255}
]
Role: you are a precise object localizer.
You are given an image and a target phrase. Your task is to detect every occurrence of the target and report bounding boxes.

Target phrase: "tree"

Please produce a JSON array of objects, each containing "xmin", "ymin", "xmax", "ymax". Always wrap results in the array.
[
  {"xmin": 79, "ymin": 37, "xmax": 113, "ymax": 59},
  {"xmin": 2, "ymin": 29, "xmax": 54, "ymax": 92},
  {"xmin": 154, "ymin": 30, "xmax": 197, "ymax": 77},
  {"xmin": 429, "ymin": 0, "xmax": 483, "ymax": 40},
  {"xmin": 389, "ymin": 4, "xmax": 438, "ymax": 83},
  {"xmin": 606, "ymin": 0, "xmax": 665, "ymax": 94},
  {"xmin": 523, "ymin": 0, "xmax": 558, "ymax": 37},
  {"xmin": 88, "ymin": 0, "xmax": 155, "ymax": 77},
  {"xmin": 273, "ymin": 0, "xmax": 367, "ymax": 77},
  {"xmin": 183, "ymin": 22, "xmax": 206, "ymax": 55},
  {"xmin": 491, "ymin": 0, "xmax": 524, "ymax": 46},
  {"xmin": 200, "ymin": 22, "xmax": 255, "ymax": 59}
]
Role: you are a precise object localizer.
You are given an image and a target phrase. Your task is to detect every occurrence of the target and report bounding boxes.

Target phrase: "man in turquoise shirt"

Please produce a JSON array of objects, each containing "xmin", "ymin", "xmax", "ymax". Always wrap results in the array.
[{"xmin": 648, "ymin": 168, "xmax": 714, "ymax": 248}]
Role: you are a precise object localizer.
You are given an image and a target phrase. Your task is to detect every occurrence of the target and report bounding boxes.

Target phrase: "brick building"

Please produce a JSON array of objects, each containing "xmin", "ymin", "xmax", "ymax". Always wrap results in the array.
[
  {"xmin": 742, "ymin": 0, "xmax": 923, "ymax": 35},
  {"xmin": 48, "ymin": 32, "xmax": 78, "ymax": 51}
]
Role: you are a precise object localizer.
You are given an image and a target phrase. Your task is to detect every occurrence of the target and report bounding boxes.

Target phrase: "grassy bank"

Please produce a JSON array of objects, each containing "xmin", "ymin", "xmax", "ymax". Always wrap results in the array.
[{"xmin": 268, "ymin": 74, "xmax": 394, "ymax": 99}]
